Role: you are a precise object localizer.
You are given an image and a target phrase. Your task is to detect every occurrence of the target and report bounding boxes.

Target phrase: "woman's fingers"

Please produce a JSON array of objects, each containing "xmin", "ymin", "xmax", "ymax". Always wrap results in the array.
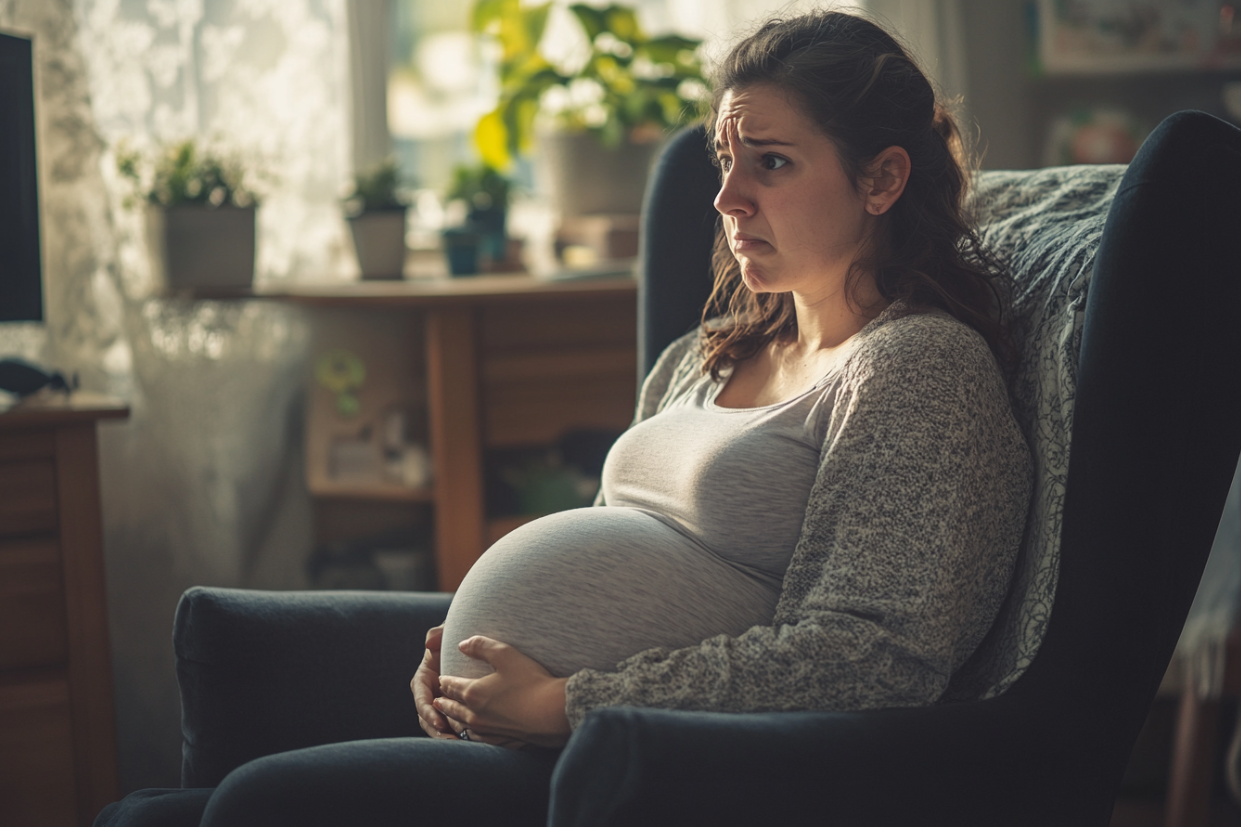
[
  {"xmin": 436, "ymin": 677, "xmax": 472, "ymax": 707},
  {"xmin": 411, "ymin": 627, "xmax": 456, "ymax": 739},
  {"xmin": 457, "ymin": 635, "xmax": 510, "ymax": 666},
  {"xmin": 434, "ymin": 695, "xmax": 473, "ymax": 727},
  {"xmin": 425, "ymin": 625, "xmax": 443, "ymax": 651}
]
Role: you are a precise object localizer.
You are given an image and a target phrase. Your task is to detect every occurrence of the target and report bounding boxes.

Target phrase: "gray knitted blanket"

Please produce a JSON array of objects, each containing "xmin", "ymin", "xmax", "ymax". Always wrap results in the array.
[{"xmin": 945, "ymin": 164, "xmax": 1125, "ymax": 700}]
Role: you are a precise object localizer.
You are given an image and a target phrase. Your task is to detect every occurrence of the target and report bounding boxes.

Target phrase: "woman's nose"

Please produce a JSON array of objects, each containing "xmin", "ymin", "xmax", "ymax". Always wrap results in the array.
[{"xmin": 714, "ymin": 167, "xmax": 754, "ymax": 218}]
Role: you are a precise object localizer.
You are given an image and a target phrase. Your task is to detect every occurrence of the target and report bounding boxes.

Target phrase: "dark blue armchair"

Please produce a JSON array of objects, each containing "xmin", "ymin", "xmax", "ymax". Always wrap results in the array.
[{"xmin": 98, "ymin": 110, "xmax": 1241, "ymax": 827}]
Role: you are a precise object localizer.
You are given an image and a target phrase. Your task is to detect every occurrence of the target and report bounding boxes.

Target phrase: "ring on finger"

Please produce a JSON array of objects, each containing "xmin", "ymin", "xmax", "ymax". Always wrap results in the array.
[{"xmin": 458, "ymin": 729, "xmax": 471, "ymax": 741}]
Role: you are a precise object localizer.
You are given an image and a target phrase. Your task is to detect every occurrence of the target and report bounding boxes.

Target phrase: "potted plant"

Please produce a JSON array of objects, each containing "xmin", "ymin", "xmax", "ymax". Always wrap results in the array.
[
  {"xmin": 445, "ymin": 163, "xmax": 514, "ymax": 274},
  {"xmin": 470, "ymin": 0, "xmax": 708, "ymax": 216},
  {"xmin": 344, "ymin": 159, "xmax": 409, "ymax": 280},
  {"xmin": 117, "ymin": 139, "xmax": 260, "ymax": 293}
]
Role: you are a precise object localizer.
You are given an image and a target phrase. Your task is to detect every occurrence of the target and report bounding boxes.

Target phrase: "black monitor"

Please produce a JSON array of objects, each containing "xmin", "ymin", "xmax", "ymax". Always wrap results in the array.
[{"xmin": 0, "ymin": 31, "xmax": 43, "ymax": 323}]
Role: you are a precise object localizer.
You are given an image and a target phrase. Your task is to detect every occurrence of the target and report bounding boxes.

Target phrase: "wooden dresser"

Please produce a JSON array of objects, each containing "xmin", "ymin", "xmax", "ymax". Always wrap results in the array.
[{"xmin": 0, "ymin": 393, "xmax": 128, "ymax": 827}]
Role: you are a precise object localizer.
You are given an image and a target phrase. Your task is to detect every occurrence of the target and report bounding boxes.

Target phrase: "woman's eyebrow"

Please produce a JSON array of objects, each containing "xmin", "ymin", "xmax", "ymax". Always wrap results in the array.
[{"xmin": 714, "ymin": 135, "xmax": 795, "ymax": 152}]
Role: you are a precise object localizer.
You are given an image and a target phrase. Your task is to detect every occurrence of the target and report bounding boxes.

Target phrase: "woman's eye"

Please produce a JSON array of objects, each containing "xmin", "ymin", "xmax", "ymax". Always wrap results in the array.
[
  {"xmin": 762, "ymin": 155, "xmax": 789, "ymax": 171},
  {"xmin": 717, "ymin": 156, "xmax": 732, "ymax": 172}
]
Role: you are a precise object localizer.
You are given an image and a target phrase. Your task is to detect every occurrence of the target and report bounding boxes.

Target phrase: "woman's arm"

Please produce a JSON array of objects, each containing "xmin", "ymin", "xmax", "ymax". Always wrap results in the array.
[{"xmin": 563, "ymin": 312, "xmax": 1033, "ymax": 726}]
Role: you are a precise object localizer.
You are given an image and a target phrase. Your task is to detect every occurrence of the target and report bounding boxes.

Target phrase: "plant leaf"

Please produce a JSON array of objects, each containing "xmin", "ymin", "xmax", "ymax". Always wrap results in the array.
[
  {"xmin": 470, "ymin": 0, "xmax": 511, "ymax": 34},
  {"xmin": 568, "ymin": 4, "xmax": 606, "ymax": 41},
  {"xmin": 520, "ymin": 2, "xmax": 552, "ymax": 57},
  {"xmin": 603, "ymin": 5, "xmax": 642, "ymax": 45},
  {"xmin": 641, "ymin": 34, "xmax": 700, "ymax": 65},
  {"xmin": 474, "ymin": 109, "xmax": 512, "ymax": 170}
]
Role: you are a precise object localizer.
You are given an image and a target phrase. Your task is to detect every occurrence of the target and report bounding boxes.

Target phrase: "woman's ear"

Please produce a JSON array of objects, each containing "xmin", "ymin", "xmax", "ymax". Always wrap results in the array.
[{"xmin": 862, "ymin": 146, "xmax": 911, "ymax": 216}]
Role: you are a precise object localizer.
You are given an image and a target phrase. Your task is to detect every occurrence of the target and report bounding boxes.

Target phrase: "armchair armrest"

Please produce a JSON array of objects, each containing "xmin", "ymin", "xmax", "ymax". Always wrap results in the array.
[
  {"xmin": 175, "ymin": 586, "xmax": 452, "ymax": 787},
  {"xmin": 548, "ymin": 700, "xmax": 1111, "ymax": 827}
]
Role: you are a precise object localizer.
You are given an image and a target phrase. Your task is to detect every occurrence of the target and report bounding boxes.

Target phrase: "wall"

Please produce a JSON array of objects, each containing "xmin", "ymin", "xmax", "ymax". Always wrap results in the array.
[{"xmin": 959, "ymin": 0, "xmax": 1241, "ymax": 170}]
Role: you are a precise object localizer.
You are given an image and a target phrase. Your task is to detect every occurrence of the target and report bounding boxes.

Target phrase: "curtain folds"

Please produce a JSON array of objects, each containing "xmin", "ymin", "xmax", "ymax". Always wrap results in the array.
[{"xmin": 0, "ymin": 0, "xmax": 352, "ymax": 792}]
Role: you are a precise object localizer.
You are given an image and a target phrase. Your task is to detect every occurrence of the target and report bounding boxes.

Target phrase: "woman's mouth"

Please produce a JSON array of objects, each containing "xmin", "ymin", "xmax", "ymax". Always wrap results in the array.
[{"xmin": 732, "ymin": 233, "xmax": 769, "ymax": 252}]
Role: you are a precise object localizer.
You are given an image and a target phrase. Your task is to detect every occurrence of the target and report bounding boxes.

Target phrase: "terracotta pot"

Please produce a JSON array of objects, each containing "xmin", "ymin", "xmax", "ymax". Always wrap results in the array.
[
  {"xmin": 348, "ymin": 209, "xmax": 407, "ymax": 280},
  {"xmin": 147, "ymin": 204, "xmax": 256, "ymax": 293}
]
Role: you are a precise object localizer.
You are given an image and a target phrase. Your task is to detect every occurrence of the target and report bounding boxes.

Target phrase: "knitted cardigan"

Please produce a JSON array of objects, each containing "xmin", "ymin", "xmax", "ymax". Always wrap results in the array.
[{"xmin": 564, "ymin": 306, "xmax": 1033, "ymax": 728}]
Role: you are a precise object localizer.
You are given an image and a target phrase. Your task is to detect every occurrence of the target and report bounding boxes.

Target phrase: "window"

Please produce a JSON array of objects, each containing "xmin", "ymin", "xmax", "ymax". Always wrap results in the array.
[{"xmin": 385, "ymin": 0, "xmax": 852, "ymax": 196}]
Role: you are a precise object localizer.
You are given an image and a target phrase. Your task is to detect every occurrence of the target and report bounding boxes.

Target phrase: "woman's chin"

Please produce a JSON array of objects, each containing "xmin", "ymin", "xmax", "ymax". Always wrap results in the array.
[{"xmin": 740, "ymin": 266, "xmax": 774, "ymax": 293}]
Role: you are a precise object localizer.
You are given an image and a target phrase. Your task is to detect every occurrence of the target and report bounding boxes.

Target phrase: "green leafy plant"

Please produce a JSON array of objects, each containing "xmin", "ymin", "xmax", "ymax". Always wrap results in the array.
[
  {"xmin": 344, "ymin": 158, "xmax": 408, "ymax": 215},
  {"xmin": 116, "ymin": 139, "xmax": 259, "ymax": 208},
  {"xmin": 446, "ymin": 163, "xmax": 512, "ymax": 213},
  {"xmin": 471, "ymin": 0, "xmax": 709, "ymax": 169}
]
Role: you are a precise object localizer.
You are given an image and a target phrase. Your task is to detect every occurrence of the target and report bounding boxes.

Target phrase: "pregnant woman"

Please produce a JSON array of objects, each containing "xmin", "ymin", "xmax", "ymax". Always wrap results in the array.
[
  {"xmin": 95, "ymin": 10, "xmax": 1034, "ymax": 826},
  {"xmin": 415, "ymin": 9, "xmax": 1032, "ymax": 750}
]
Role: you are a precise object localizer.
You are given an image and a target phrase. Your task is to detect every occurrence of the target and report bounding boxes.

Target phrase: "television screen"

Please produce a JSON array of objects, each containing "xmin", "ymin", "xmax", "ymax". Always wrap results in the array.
[{"xmin": 0, "ymin": 31, "xmax": 43, "ymax": 323}]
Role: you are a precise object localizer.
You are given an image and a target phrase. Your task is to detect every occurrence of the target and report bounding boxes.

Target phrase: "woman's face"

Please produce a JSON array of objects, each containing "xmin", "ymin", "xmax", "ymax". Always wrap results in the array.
[{"xmin": 713, "ymin": 84, "xmax": 874, "ymax": 299}]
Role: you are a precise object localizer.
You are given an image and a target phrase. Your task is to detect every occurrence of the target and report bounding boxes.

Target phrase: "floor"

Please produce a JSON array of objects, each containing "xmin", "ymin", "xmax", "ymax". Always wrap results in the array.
[
  {"xmin": 1111, "ymin": 696, "xmax": 1241, "ymax": 827},
  {"xmin": 1111, "ymin": 797, "xmax": 1241, "ymax": 827}
]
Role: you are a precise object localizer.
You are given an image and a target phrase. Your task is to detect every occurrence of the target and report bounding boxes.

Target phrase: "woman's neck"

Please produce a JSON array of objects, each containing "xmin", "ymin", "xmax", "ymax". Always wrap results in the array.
[{"xmin": 787, "ymin": 273, "xmax": 887, "ymax": 355}]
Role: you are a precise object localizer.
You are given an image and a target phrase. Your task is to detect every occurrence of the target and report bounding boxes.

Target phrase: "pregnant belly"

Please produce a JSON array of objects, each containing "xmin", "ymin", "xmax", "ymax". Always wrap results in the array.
[{"xmin": 440, "ymin": 507, "xmax": 780, "ymax": 679}]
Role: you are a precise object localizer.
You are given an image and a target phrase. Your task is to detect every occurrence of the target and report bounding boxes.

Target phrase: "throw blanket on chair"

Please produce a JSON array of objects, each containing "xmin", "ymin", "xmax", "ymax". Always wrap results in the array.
[{"xmin": 946, "ymin": 164, "xmax": 1126, "ymax": 701}]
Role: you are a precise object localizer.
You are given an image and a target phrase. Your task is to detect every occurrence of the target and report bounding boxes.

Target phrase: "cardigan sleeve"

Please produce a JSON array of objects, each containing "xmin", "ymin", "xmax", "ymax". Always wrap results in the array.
[{"xmin": 564, "ymin": 312, "xmax": 1033, "ymax": 726}]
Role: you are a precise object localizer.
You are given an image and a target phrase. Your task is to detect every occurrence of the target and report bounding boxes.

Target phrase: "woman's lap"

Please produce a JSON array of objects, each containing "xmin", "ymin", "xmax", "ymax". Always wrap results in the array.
[{"xmin": 95, "ymin": 738, "xmax": 557, "ymax": 827}]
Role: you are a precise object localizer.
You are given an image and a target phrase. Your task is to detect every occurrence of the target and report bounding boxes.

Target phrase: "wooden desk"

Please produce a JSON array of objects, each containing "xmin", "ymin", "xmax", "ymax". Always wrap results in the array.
[
  {"xmin": 0, "ymin": 392, "xmax": 128, "ymax": 827},
  {"xmin": 267, "ymin": 275, "xmax": 638, "ymax": 590}
]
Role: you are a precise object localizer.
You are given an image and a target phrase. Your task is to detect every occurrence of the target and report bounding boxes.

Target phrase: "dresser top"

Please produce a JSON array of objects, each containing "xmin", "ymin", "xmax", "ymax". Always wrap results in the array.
[{"xmin": 0, "ymin": 390, "xmax": 129, "ymax": 428}]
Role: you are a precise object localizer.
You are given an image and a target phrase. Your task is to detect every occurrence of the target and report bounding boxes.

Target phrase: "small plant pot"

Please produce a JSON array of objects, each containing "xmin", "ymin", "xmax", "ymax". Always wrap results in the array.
[
  {"xmin": 348, "ymin": 209, "xmax": 407, "ymax": 280},
  {"xmin": 147, "ymin": 204, "xmax": 256, "ymax": 293},
  {"xmin": 467, "ymin": 206, "xmax": 507, "ymax": 265},
  {"xmin": 442, "ymin": 228, "xmax": 481, "ymax": 276}
]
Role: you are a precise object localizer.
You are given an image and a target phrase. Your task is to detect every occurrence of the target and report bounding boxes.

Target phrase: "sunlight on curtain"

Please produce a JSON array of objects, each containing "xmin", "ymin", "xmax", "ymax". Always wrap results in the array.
[
  {"xmin": 72, "ymin": 0, "xmax": 354, "ymax": 790},
  {"xmin": 0, "ymin": 0, "xmax": 353, "ymax": 792},
  {"xmin": 79, "ymin": 0, "xmax": 355, "ymax": 286}
]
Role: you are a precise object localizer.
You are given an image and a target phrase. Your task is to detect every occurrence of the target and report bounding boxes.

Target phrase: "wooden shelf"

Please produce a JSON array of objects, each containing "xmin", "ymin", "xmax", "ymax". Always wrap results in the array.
[
  {"xmin": 262, "ymin": 273, "xmax": 635, "ymax": 309},
  {"xmin": 277, "ymin": 275, "xmax": 637, "ymax": 591},
  {"xmin": 308, "ymin": 480, "xmax": 433, "ymax": 503}
]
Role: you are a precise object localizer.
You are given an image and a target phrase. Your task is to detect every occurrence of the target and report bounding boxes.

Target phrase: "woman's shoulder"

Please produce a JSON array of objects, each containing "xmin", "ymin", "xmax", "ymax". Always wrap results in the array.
[{"xmin": 847, "ymin": 305, "xmax": 999, "ymax": 381}]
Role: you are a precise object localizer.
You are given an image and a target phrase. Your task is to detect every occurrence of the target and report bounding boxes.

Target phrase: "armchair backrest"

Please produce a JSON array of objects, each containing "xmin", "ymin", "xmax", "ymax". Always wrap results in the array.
[{"xmin": 999, "ymin": 110, "xmax": 1241, "ymax": 801}]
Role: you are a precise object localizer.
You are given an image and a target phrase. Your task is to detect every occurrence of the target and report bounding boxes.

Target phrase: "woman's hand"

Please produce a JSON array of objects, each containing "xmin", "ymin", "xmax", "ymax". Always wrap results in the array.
[
  {"xmin": 435, "ymin": 636, "xmax": 572, "ymax": 749},
  {"xmin": 410, "ymin": 626, "xmax": 457, "ymax": 740}
]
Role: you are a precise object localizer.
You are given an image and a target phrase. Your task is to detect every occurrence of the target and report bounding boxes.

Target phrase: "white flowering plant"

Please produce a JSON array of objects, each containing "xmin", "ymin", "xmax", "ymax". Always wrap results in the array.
[
  {"xmin": 471, "ymin": 0, "xmax": 709, "ymax": 169},
  {"xmin": 115, "ymin": 139, "xmax": 262, "ymax": 209}
]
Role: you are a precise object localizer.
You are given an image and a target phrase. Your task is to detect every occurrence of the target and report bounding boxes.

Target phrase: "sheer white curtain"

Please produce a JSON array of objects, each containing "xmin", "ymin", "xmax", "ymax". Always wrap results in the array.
[{"xmin": 0, "ymin": 0, "xmax": 354, "ymax": 793}]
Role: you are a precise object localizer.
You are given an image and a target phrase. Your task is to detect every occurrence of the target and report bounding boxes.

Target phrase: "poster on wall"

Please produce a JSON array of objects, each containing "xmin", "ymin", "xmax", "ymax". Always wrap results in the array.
[{"xmin": 1036, "ymin": 0, "xmax": 1241, "ymax": 73}]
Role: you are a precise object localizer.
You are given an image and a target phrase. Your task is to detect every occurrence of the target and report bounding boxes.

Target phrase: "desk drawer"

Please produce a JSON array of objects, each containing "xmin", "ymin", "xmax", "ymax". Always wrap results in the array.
[
  {"xmin": 0, "ymin": 460, "xmax": 57, "ymax": 537},
  {"xmin": 0, "ymin": 540, "xmax": 67, "ymax": 670},
  {"xmin": 0, "ymin": 677, "xmax": 77, "ymax": 827}
]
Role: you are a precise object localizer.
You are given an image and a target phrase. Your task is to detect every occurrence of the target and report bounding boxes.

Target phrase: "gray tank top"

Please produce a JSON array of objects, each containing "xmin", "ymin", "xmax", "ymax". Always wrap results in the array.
[{"xmin": 439, "ymin": 367, "xmax": 840, "ymax": 679}]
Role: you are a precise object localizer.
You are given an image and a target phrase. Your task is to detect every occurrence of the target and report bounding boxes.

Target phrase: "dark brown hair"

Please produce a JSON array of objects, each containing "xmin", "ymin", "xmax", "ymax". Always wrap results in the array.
[{"xmin": 702, "ymin": 11, "xmax": 1014, "ymax": 378}]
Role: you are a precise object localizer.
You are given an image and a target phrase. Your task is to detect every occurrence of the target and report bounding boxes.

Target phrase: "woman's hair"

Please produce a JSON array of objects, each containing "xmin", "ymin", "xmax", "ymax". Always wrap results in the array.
[{"xmin": 701, "ymin": 10, "xmax": 1015, "ymax": 378}]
